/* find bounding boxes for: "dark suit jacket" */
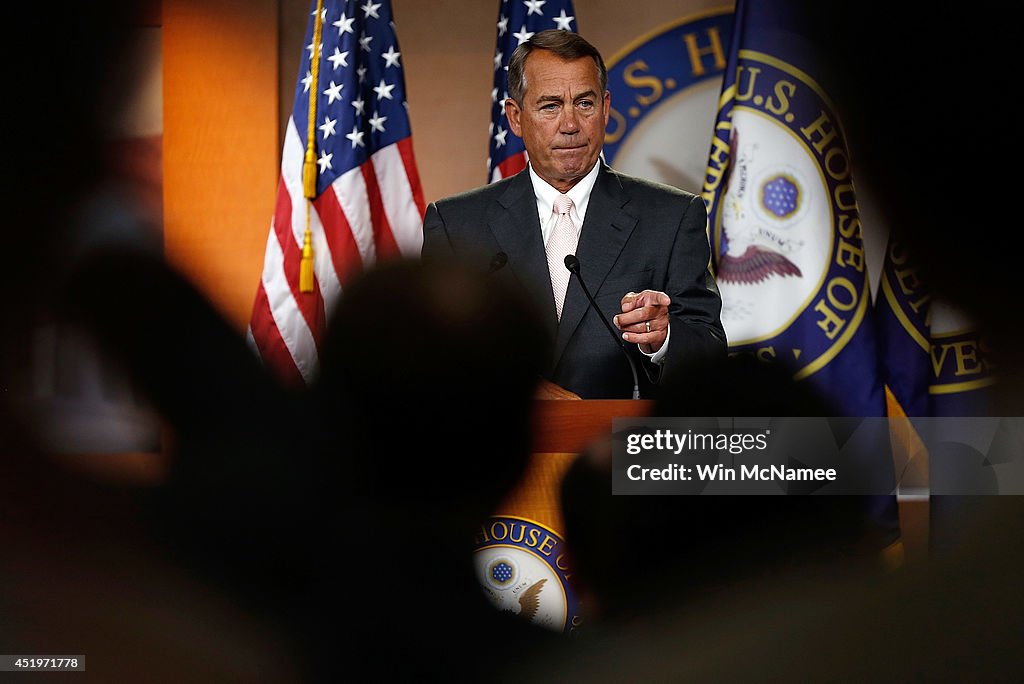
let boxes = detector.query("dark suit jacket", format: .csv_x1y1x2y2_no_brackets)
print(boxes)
422,164,726,398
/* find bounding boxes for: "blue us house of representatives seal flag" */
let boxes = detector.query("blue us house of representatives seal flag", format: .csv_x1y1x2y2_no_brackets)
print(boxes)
701,0,883,417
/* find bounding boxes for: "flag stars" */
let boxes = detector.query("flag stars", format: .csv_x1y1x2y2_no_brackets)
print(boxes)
494,50,503,69
323,80,344,104
512,26,534,46
362,1,382,19
301,70,313,93
524,0,546,16
491,87,499,103
373,78,396,101
319,115,337,139
317,149,333,173
333,11,355,35
552,9,574,30
327,47,349,69
346,125,366,148
357,65,368,83
359,32,373,52
307,40,323,58
368,111,388,133
494,126,508,147
497,15,508,36
351,96,366,115
381,45,401,68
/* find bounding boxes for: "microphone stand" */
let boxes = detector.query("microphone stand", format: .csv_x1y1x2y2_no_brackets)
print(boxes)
564,255,641,400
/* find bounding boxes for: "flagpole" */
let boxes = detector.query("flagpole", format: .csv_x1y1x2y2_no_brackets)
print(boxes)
300,0,326,294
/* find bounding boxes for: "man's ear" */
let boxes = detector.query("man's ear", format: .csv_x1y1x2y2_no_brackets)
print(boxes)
505,98,523,137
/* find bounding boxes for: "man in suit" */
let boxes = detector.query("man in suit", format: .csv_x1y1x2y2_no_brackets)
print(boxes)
423,30,725,398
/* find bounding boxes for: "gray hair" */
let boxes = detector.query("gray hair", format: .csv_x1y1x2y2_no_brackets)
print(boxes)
506,30,608,105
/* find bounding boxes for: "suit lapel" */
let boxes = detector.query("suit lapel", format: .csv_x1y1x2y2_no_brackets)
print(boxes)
488,171,559,344
553,164,639,365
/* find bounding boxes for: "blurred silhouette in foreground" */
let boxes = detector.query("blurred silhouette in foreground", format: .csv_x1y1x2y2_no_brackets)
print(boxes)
507,499,1024,681
1,2,556,674
831,5,1020,401
829,5,1024,677
1,1,303,680
47,253,555,682
560,355,896,626
310,258,555,681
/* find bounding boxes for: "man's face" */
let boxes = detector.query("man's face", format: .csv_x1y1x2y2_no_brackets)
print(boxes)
505,50,610,193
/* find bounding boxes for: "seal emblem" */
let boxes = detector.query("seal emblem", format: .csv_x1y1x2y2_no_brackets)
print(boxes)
703,50,874,381
472,516,580,633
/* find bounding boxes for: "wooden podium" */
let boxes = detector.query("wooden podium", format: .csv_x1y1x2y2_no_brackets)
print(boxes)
494,399,653,537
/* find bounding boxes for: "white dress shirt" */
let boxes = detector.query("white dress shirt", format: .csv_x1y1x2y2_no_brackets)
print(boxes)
526,162,670,364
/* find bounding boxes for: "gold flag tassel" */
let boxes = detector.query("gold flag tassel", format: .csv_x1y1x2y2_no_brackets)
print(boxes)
299,219,315,293
300,0,326,293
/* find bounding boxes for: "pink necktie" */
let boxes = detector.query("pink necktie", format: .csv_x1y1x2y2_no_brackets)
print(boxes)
546,193,579,321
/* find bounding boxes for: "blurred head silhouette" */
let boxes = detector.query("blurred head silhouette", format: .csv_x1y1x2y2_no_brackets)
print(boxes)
2,0,142,372
818,5,1021,407
309,257,554,681
317,257,549,527
562,355,890,622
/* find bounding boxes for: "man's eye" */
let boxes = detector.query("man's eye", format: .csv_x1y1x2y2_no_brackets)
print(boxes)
541,104,558,111
577,100,594,109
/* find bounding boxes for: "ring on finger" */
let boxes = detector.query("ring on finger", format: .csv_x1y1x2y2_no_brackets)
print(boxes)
645,320,651,333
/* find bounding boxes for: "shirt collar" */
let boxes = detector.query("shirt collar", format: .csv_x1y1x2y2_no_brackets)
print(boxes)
528,160,602,222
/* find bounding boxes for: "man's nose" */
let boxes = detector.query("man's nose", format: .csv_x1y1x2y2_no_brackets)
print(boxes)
560,106,580,134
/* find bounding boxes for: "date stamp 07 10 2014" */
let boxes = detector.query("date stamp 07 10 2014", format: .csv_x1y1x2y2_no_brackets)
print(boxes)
0,656,85,672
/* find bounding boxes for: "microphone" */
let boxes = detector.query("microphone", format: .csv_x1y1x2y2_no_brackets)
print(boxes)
564,255,641,400
486,251,508,275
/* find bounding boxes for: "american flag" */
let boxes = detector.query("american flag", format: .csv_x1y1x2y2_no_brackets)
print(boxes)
249,0,425,385
487,0,577,183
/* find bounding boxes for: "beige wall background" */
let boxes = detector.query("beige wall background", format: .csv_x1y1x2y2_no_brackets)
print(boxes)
164,0,280,329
